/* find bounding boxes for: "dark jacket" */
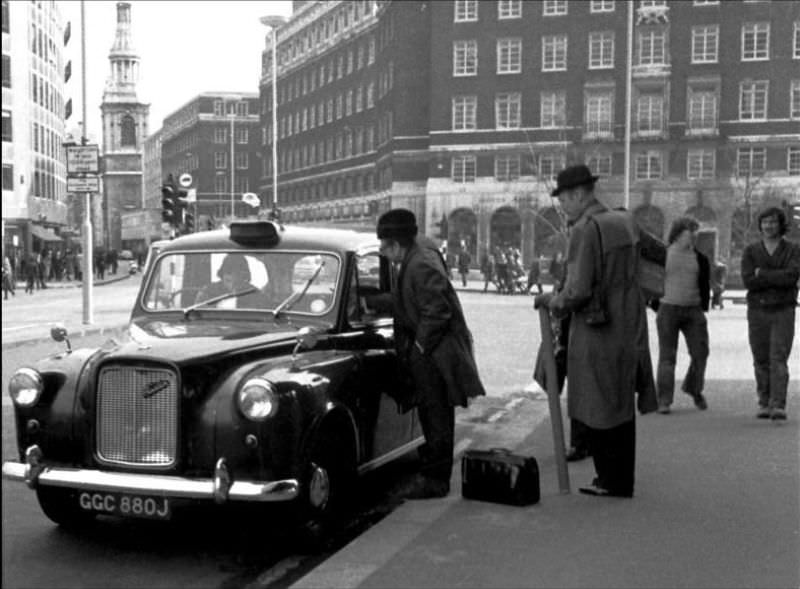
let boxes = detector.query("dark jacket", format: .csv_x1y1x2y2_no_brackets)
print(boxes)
391,236,486,411
741,239,800,309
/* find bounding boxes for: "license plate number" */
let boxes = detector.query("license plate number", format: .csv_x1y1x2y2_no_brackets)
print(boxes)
78,492,171,520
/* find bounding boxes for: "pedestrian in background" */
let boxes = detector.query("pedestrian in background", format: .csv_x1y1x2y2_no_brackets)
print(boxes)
370,209,486,499
710,261,727,310
2,255,15,299
549,251,565,291
741,207,800,421
493,245,509,294
480,250,494,293
527,255,543,294
654,216,711,415
535,164,657,498
457,244,471,287
25,252,38,294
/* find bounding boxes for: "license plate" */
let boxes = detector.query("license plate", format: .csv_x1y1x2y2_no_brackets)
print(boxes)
78,491,171,520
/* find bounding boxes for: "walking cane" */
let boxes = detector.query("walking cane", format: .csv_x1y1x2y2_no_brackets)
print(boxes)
537,306,571,494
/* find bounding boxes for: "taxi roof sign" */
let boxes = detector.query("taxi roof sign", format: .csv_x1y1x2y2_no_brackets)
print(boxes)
230,221,281,247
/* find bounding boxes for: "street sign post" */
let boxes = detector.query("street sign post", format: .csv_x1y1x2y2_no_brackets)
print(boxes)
66,176,99,193
66,145,99,174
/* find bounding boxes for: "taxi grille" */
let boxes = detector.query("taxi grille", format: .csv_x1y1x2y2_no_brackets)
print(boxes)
96,364,178,467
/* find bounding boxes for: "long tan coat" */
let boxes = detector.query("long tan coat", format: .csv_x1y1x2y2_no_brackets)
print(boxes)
551,202,657,429
391,237,486,410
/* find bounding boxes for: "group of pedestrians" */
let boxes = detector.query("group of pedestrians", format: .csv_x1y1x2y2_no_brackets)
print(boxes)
370,163,798,503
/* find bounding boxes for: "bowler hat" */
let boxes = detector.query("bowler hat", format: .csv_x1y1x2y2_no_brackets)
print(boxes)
377,209,418,239
551,164,599,197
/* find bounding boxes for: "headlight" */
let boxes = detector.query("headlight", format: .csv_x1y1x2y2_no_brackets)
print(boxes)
9,368,44,407
237,377,278,421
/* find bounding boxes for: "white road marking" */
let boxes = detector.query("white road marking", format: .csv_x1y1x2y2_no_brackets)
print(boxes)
505,397,525,411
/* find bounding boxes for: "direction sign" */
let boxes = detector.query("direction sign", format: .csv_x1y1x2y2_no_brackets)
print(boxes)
66,145,99,174
179,173,193,187
67,175,99,193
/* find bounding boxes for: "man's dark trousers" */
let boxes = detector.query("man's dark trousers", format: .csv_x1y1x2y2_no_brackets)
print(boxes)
584,417,635,496
415,363,455,483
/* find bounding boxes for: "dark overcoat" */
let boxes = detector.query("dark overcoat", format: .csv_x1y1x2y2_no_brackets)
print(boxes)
551,201,657,429
391,236,486,411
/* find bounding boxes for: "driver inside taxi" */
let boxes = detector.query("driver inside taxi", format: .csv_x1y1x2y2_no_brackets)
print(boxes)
194,254,266,309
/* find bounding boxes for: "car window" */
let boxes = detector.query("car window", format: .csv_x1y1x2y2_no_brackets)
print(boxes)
347,252,392,324
142,251,340,314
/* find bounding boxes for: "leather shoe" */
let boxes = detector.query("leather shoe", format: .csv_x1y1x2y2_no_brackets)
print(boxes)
565,447,589,462
579,479,633,498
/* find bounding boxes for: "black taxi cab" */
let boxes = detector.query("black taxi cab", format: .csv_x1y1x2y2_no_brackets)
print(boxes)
2,220,422,537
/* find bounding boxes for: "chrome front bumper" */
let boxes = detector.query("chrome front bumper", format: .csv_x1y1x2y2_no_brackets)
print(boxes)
2,445,298,503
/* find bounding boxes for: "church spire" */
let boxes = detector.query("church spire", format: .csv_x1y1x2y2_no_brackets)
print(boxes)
103,2,140,103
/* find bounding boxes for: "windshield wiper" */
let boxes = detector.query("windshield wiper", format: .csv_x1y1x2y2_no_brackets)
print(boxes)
273,261,326,320
182,286,258,318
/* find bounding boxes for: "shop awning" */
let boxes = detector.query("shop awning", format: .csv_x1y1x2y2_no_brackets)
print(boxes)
30,225,64,242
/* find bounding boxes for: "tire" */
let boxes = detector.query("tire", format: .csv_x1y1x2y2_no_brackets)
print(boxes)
295,429,357,552
36,487,96,528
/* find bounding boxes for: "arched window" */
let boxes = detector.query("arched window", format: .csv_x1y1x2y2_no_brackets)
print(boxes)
121,114,136,147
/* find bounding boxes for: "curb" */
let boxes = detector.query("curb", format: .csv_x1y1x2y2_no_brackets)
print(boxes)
12,273,134,290
1,323,130,351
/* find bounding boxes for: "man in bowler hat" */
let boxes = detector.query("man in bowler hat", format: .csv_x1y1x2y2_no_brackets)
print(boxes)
372,209,486,499
535,164,657,497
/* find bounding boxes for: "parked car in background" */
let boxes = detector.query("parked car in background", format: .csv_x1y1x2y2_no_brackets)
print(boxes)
2,220,423,546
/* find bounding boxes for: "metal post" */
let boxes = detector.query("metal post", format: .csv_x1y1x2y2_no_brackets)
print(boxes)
271,28,279,213
623,0,634,210
80,0,93,325
230,112,235,220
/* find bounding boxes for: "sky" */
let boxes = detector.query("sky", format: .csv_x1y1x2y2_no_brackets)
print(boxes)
58,0,293,142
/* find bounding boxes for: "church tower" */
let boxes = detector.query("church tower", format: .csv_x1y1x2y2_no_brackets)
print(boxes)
100,2,149,250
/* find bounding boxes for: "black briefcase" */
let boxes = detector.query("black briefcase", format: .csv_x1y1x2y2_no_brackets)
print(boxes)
461,448,540,506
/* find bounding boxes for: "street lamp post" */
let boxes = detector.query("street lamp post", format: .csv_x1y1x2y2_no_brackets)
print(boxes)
229,110,235,220
261,15,287,217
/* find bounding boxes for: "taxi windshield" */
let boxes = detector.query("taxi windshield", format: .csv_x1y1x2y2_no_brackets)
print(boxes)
142,250,340,316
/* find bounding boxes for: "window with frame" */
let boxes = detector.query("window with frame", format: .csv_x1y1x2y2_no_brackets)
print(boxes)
214,152,227,169
235,176,249,193
214,175,227,194
213,100,224,116
586,153,612,176
542,35,568,71
795,22,800,59
327,99,334,123
1,55,9,88
453,40,478,76
791,80,800,119
495,155,521,181
737,147,766,176
742,23,769,61
590,1,615,12
541,91,566,128
454,0,478,22
367,82,375,108
346,90,353,116
538,154,565,180
368,37,376,64
356,86,364,112
688,90,717,132
336,94,343,119
739,80,768,120
585,92,613,135
236,127,248,144
497,38,522,74
236,102,249,116
638,30,666,65
589,31,614,69
2,164,13,190
452,95,478,130
495,93,521,129
788,147,800,175
452,155,477,182
691,25,718,63
687,149,715,179
635,151,662,180
636,94,664,134
235,152,248,170
214,127,228,144
498,0,522,19
1,110,11,142
543,1,567,16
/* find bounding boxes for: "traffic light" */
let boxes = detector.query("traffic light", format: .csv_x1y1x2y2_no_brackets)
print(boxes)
161,176,178,226
434,214,448,240
184,212,195,233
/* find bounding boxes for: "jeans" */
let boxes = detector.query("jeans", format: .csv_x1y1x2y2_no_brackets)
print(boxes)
747,306,796,410
656,303,709,405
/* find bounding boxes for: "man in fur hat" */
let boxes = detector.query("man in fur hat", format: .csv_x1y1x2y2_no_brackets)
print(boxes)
374,209,486,499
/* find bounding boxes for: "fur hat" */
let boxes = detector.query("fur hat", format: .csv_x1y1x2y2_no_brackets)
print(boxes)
377,209,418,239
551,164,599,196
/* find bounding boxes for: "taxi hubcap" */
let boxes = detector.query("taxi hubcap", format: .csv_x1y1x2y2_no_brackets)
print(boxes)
308,464,330,510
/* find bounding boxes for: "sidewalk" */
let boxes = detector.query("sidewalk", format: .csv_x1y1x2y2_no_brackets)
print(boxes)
293,383,799,589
